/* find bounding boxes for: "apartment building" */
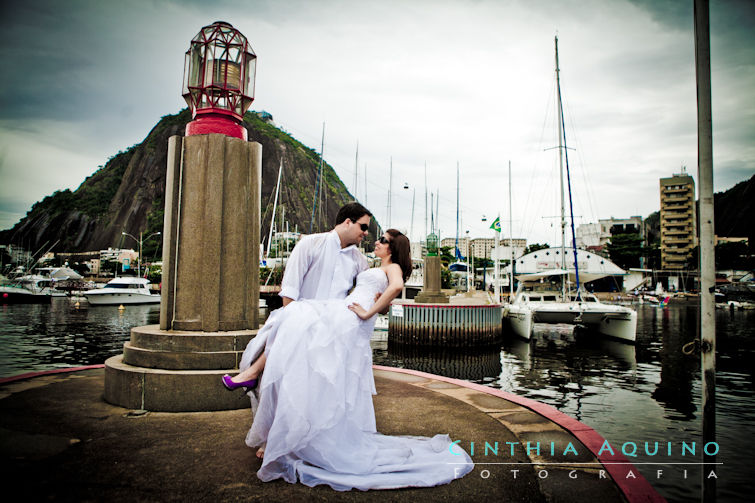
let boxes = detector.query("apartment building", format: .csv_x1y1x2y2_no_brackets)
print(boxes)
660,171,696,270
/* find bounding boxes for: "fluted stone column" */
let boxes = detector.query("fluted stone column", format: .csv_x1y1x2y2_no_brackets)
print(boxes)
105,134,262,412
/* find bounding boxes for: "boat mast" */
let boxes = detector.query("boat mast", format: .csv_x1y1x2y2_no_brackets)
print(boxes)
555,37,567,300
455,162,460,261
266,159,283,259
555,35,582,300
424,162,428,239
509,160,514,300
309,122,326,233
387,157,393,228
353,140,359,201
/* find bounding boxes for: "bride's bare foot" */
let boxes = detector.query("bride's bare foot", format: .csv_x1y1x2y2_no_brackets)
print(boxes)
256,447,265,459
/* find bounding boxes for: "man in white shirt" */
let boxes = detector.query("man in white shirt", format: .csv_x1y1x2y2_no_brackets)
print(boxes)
279,202,372,306
237,202,372,375
231,203,375,457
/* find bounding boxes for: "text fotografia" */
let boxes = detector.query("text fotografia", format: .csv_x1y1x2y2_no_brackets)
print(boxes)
449,440,720,458
452,467,719,481
450,441,720,481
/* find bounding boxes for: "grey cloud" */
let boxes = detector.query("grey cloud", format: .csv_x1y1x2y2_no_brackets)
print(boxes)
714,159,755,192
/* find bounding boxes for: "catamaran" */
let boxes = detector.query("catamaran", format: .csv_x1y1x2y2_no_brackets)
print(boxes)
503,37,637,343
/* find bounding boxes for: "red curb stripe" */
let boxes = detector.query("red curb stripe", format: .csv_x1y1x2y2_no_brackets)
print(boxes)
392,303,503,309
0,365,105,385
373,364,665,503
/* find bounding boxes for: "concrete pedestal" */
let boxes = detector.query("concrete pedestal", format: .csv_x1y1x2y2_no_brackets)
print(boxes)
105,134,262,411
414,255,449,304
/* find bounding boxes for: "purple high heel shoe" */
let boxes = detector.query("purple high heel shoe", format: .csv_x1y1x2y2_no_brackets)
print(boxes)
221,374,258,391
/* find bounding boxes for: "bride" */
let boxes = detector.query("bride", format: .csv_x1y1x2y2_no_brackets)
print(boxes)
225,229,473,490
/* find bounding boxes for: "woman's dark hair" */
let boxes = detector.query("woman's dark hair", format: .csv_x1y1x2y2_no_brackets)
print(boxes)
385,229,412,282
335,202,372,225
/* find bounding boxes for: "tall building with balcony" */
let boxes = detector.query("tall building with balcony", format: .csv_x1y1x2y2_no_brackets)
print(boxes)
660,171,696,270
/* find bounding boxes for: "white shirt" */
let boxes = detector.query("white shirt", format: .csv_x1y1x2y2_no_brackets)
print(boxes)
279,231,368,302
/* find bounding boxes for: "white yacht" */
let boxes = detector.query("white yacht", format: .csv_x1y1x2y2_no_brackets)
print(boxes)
83,277,161,305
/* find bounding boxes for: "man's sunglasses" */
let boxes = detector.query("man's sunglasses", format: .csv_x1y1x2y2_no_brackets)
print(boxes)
351,220,369,231
378,236,391,244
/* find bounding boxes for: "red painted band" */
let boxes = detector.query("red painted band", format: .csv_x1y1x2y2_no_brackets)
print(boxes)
393,303,503,309
185,115,247,140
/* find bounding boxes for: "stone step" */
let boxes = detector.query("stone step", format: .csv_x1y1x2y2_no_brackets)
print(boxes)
122,342,242,370
129,325,255,352
104,354,252,412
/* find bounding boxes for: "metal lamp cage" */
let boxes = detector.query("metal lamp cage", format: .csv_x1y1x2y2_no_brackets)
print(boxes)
182,21,257,120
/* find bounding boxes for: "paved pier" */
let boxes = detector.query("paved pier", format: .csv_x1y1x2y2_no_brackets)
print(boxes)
0,366,663,502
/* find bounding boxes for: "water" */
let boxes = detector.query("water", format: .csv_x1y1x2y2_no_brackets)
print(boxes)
373,303,755,503
0,299,160,376
1,299,753,501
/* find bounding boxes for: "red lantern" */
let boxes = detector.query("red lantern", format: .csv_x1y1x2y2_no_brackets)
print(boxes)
182,21,257,140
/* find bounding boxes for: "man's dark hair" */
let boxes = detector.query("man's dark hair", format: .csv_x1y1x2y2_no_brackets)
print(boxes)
335,202,372,225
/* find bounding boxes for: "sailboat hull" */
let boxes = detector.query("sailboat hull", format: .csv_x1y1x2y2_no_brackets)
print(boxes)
503,305,533,340
532,304,637,343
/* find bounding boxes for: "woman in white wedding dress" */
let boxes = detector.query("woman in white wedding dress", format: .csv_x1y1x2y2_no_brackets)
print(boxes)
226,229,473,491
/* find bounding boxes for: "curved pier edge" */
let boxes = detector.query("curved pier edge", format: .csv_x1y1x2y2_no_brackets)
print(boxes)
373,364,665,503
0,365,106,385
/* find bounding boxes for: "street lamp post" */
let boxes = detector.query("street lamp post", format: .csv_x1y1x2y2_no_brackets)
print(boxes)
122,231,161,277
465,230,471,292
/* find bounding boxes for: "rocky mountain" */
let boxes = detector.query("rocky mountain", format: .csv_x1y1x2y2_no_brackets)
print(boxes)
0,109,377,257
713,174,755,242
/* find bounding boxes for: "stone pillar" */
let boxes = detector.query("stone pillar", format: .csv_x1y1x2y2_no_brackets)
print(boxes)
160,134,261,331
414,255,449,304
104,133,262,412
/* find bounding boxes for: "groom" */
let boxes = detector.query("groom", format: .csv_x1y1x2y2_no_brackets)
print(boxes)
279,202,372,307
236,202,375,458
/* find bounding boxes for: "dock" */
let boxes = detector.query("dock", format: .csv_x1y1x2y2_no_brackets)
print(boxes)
0,366,663,502
390,291,503,348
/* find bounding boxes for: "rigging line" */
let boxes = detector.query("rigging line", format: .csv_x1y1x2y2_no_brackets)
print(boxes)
563,98,600,226
518,75,558,243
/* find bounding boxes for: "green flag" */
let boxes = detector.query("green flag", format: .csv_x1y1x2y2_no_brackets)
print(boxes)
490,216,501,232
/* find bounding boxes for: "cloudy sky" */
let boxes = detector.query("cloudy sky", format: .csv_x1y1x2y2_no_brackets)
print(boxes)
1,0,753,245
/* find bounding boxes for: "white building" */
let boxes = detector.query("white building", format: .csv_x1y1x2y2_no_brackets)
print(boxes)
503,247,627,284
100,248,139,270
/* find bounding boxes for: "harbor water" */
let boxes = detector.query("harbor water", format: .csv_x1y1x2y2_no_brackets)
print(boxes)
1,299,753,502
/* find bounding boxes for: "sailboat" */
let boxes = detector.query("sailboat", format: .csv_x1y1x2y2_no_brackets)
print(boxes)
504,37,637,343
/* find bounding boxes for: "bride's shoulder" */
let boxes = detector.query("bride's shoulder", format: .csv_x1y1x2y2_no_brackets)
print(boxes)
382,263,402,277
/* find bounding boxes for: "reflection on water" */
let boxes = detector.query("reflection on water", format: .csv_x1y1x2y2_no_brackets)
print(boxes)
378,343,502,381
0,298,160,376
1,298,753,501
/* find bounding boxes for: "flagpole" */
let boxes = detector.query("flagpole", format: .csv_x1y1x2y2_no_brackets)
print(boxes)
494,213,501,303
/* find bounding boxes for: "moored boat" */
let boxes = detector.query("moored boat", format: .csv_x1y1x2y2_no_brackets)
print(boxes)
1,284,52,304
83,277,161,305
502,37,637,343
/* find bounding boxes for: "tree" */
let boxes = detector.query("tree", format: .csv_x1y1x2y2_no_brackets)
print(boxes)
715,241,753,270
440,267,454,289
439,246,455,267
524,243,549,255
606,232,644,270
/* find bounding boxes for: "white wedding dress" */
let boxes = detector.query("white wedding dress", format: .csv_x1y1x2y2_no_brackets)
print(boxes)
238,268,473,491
